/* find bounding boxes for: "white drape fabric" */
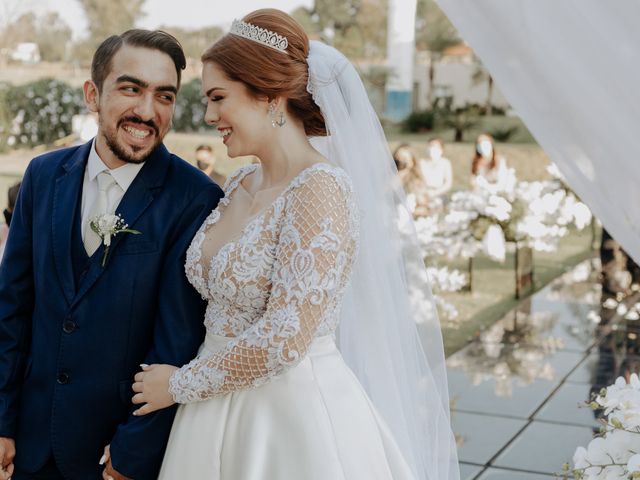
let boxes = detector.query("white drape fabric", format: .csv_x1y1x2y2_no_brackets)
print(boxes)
307,41,460,480
436,0,640,262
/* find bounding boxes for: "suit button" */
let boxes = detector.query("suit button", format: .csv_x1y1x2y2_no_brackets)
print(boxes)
57,372,69,385
63,320,76,333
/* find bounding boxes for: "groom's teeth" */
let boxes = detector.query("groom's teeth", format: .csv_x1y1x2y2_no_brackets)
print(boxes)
219,128,232,138
124,126,150,139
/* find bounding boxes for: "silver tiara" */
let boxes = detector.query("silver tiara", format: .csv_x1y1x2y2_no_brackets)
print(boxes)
229,19,289,54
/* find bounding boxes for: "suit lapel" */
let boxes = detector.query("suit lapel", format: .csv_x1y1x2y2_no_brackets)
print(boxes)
71,144,170,308
52,141,91,306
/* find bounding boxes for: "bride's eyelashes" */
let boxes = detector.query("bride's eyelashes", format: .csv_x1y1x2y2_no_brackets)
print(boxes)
209,95,224,103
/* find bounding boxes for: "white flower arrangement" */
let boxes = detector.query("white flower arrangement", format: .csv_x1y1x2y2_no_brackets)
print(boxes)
564,374,640,479
426,266,467,293
89,213,141,266
425,266,467,324
421,168,592,261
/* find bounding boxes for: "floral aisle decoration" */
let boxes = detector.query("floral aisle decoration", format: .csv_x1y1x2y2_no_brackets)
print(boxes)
563,374,640,479
425,165,592,263
425,266,467,323
396,207,465,324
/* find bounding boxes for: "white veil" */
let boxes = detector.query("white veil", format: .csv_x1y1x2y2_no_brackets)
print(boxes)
306,40,460,480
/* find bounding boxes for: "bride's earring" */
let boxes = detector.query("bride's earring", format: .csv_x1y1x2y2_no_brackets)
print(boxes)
268,103,286,128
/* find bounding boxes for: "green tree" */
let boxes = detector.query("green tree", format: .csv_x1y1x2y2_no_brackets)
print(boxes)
36,12,73,62
434,98,480,142
0,11,72,62
158,25,223,60
0,0,34,49
472,62,494,115
415,0,460,107
0,12,38,49
290,7,316,34
77,0,146,48
293,0,386,60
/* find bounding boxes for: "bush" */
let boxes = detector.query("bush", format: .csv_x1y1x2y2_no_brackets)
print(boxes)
403,109,436,132
0,82,12,153
0,76,218,149
3,78,85,148
434,99,481,142
490,126,519,142
173,78,208,133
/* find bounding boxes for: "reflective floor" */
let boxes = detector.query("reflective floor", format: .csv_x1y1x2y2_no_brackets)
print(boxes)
447,258,640,479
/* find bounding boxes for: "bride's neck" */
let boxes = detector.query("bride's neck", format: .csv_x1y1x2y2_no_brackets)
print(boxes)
254,125,322,188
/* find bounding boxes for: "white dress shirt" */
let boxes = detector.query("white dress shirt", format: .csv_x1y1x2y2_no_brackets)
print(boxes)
80,139,145,231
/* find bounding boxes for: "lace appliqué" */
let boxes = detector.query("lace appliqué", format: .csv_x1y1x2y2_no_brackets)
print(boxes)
172,164,359,403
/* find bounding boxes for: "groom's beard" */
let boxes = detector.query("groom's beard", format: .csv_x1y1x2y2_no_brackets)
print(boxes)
103,116,163,164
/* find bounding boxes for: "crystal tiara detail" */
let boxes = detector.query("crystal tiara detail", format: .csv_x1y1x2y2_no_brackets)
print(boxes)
229,19,289,54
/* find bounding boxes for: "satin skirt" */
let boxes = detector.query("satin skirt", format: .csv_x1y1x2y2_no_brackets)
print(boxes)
159,333,416,480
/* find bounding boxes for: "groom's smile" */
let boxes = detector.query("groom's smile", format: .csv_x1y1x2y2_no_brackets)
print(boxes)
118,116,160,152
84,45,178,168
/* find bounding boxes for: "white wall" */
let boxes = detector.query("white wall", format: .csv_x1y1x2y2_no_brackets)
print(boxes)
413,52,510,111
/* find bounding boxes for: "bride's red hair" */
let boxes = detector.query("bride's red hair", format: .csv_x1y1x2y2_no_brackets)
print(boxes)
202,9,327,137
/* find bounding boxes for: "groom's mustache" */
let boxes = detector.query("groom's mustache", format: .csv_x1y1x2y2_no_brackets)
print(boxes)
118,116,159,136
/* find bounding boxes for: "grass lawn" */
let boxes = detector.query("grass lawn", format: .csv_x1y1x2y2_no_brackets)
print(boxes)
386,114,538,144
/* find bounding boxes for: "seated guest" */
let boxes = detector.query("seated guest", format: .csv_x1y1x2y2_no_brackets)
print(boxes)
419,137,453,199
393,144,429,217
471,133,508,186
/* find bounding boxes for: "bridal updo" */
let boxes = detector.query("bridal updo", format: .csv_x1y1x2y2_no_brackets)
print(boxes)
201,9,327,136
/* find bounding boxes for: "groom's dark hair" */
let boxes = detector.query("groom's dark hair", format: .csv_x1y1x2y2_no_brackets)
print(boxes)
91,29,186,93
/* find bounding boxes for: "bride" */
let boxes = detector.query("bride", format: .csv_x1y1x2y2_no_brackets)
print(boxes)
131,9,459,479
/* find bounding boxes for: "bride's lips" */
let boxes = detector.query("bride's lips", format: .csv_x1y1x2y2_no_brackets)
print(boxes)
218,127,233,145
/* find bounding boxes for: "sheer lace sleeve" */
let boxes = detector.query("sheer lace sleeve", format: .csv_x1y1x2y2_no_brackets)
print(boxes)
169,168,359,403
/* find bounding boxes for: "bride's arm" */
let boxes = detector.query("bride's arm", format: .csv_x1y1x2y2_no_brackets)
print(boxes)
169,171,358,403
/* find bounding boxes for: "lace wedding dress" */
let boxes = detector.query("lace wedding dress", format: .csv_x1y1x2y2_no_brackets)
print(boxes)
158,163,415,479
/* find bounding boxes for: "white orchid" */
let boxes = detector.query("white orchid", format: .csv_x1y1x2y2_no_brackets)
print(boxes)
568,375,640,479
627,454,640,474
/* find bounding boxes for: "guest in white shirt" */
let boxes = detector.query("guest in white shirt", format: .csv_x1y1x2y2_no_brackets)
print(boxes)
419,138,453,200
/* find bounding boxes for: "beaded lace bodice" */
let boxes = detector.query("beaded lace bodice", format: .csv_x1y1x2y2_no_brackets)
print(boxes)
169,163,360,403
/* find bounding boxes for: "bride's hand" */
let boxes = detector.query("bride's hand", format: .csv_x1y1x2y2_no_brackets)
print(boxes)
131,364,178,416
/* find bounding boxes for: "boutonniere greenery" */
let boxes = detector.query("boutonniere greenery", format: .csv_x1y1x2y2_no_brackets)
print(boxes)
90,213,141,267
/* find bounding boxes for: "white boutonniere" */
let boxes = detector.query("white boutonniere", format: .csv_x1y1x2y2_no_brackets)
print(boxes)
90,213,141,267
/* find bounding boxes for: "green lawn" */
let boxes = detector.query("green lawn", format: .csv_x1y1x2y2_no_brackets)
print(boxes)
386,114,538,144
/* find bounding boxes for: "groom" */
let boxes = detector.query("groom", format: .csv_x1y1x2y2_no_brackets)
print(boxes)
0,30,223,479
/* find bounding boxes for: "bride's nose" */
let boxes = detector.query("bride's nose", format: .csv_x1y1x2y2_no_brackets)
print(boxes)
204,104,219,126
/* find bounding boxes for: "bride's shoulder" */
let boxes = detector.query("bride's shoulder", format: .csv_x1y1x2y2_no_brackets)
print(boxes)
290,163,354,197
222,163,258,192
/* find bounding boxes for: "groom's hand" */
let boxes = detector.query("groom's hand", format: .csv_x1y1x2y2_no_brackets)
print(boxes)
0,437,15,480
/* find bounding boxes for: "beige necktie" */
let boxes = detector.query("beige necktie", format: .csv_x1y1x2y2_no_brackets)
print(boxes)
83,171,117,256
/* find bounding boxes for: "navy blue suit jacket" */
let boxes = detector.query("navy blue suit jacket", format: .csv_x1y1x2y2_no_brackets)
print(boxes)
0,140,223,479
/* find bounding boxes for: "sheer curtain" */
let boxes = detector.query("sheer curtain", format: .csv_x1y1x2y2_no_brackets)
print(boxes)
436,0,640,262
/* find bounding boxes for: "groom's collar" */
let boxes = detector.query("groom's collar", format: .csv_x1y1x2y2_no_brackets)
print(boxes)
86,138,145,193
62,138,171,190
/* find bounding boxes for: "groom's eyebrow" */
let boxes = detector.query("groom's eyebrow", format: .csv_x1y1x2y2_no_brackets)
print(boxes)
116,75,178,94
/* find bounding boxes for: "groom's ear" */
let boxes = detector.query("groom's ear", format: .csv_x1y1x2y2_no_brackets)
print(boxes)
83,80,100,113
